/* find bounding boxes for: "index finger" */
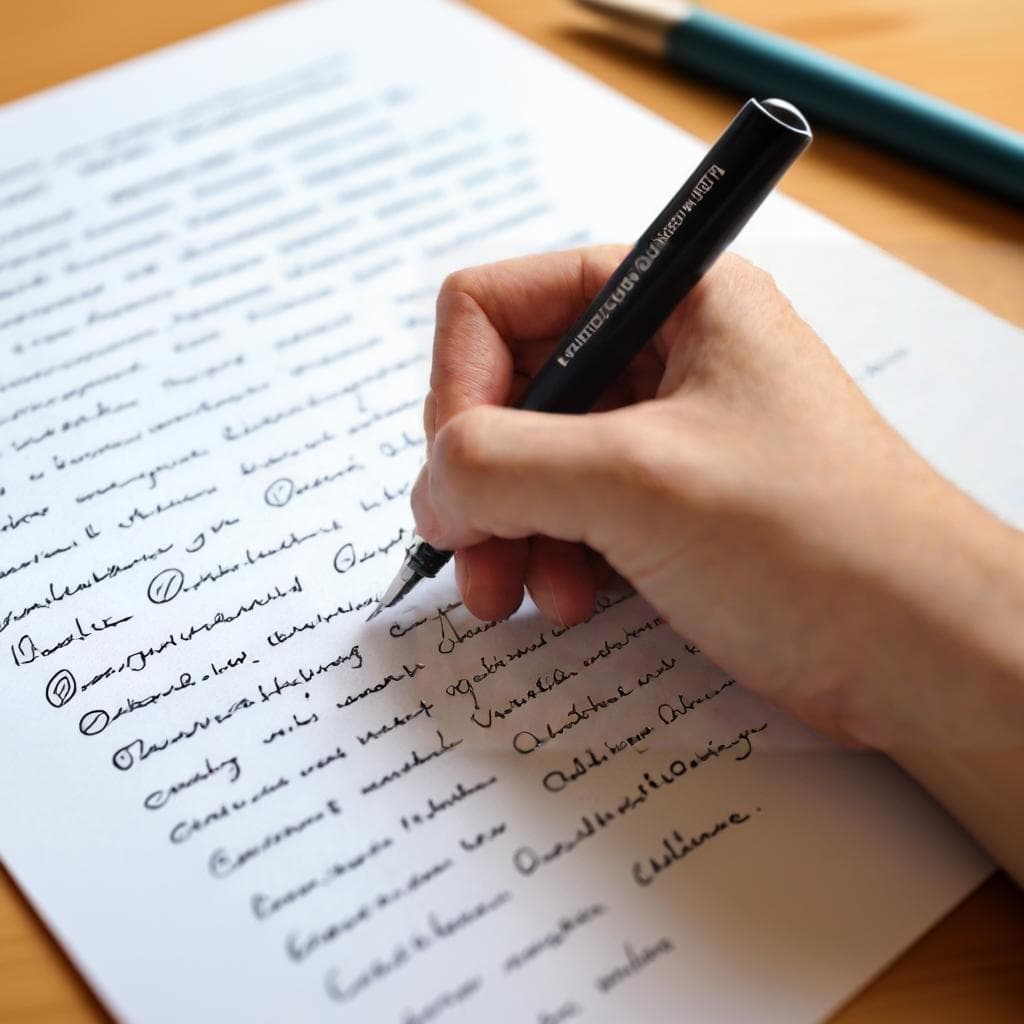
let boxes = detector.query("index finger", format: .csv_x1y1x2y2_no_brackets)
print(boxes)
424,245,627,444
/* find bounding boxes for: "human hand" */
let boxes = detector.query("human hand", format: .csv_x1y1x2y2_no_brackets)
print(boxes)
411,248,1024,753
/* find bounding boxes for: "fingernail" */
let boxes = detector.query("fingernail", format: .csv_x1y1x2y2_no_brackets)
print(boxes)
410,464,442,544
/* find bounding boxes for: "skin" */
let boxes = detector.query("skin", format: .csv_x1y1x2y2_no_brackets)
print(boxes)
410,247,1024,885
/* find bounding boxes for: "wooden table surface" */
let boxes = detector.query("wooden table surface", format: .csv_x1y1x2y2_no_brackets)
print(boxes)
1,1,1022,1021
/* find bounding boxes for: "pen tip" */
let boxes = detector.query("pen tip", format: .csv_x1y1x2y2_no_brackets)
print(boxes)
366,603,383,622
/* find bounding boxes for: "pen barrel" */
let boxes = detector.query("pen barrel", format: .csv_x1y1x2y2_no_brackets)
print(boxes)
518,98,810,415
669,10,1024,205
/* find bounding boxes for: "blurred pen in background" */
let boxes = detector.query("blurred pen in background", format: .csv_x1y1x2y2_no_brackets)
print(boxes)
576,0,1024,205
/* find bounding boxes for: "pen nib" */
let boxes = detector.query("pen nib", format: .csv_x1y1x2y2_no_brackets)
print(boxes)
365,558,424,621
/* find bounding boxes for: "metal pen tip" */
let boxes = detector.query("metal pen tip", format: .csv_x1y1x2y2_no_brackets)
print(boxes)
365,556,425,622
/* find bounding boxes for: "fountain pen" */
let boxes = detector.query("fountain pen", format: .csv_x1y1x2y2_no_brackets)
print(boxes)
368,96,811,621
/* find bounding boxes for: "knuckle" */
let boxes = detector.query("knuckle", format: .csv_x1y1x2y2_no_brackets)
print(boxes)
728,256,788,312
436,267,481,311
434,407,492,484
598,408,704,506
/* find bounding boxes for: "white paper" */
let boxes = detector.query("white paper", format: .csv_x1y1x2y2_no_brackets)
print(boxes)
0,2,1017,1021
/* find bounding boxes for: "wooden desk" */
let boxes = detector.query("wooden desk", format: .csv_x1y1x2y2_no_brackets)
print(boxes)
1,1,1022,1020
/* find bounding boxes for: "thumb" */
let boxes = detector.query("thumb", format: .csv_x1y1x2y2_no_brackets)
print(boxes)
412,405,623,553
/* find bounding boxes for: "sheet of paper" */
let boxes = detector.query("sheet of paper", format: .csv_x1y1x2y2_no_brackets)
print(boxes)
1,2,1019,1021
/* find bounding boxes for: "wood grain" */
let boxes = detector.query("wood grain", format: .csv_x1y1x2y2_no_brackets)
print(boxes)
1,1,1022,1021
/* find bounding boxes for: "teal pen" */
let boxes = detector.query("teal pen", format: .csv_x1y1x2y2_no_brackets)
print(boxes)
578,0,1024,206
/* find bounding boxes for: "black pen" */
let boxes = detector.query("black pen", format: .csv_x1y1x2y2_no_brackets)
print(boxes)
368,97,811,620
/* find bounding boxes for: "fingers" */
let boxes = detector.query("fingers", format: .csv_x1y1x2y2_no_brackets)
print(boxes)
409,440,603,626
412,405,622,555
455,538,528,623
451,537,598,627
653,253,800,397
525,537,597,626
424,246,628,446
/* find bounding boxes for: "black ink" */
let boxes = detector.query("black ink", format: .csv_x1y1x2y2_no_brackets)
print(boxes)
0,284,104,335
75,447,209,502
113,696,258,771
347,396,419,434
190,255,266,287
401,977,483,1024
255,101,371,150
84,201,172,239
502,903,606,972
0,208,73,248
186,187,282,227
288,335,381,377
436,606,503,655
0,328,152,396
425,202,552,259
399,774,496,831
297,744,347,778
335,661,423,711
117,485,219,528
278,220,357,255
194,164,273,199
378,429,425,458
251,836,393,920
358,481,409,512
657,677,735,724
221,355,423,439
240,429,335,475
10,613,132,667
594,938,674,993
581,615,664,667
148,567,185,604
108,150,233,203
466,667,577,726
144,755,241,811
257,642,362,704
162,353,245,387
286,858,454,961
359,730,463,795
87,289,173,324
325,891,511,1004
459,820,507,852
50,431,144,470
172,285,272,323
272,312,352,350
262,710,320,745
200,794,336,868
304,144,408,187
10,398,139,450
64,233,169,273
45,668,77,708
632,810,755,886
333,527,404,572
147,383,270,433
267,594,375,647
0,506,49,534
78,708,110,737
264,478,294,507
357,699,433,746
181,206,319,261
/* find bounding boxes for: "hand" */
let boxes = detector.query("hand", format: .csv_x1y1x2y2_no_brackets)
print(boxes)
411,250,1024,820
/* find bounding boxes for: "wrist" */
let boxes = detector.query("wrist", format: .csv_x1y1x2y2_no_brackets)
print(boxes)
844,484,1024,755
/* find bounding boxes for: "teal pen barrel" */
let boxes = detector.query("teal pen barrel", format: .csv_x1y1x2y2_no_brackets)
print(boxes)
668,9,1024,205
